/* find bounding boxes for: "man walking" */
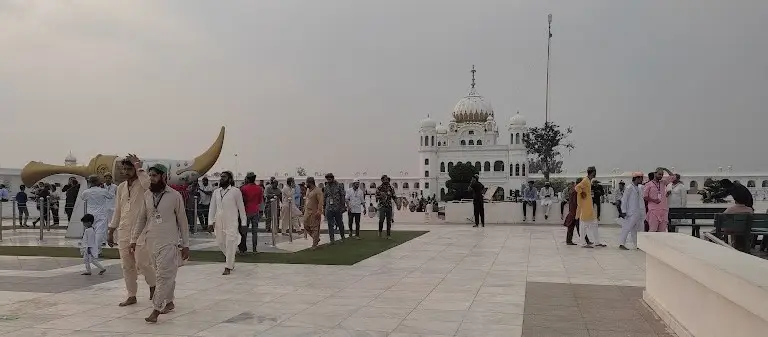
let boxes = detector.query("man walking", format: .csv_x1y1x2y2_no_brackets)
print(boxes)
469,175,485,228
643,167,675,232
239,172,263,254
618,172,646,250
613,181,626,215
539,181,555,220
62,177,80,222
16,185,29,227
103,173,118,224
131,164,190,323
107,155,156,307
303,177,323,248
560,181,574,220
323,173,346,243
376,175,396,239
522,180,537,222
81,175,114,253
209,171,246,275
345,179,365,238
576,166,604,248
197,177,214,231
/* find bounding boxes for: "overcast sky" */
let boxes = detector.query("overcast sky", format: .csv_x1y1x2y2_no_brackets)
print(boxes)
2,0,767,177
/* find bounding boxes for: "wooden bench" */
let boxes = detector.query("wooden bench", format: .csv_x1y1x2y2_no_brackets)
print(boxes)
668,207,727,237
714,213,768,253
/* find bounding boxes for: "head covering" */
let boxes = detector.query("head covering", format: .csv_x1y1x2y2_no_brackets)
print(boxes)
353,178,360,183
246,172,256,178
148,164,168,175
619,180,626,185
325,173,334,179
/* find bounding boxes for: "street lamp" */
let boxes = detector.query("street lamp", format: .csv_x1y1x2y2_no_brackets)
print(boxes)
545,13,553,123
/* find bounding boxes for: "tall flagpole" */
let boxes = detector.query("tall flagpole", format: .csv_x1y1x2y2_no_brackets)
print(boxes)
545,14,553,124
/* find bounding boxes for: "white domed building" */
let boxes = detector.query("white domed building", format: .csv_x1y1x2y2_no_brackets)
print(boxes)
418,66,530,200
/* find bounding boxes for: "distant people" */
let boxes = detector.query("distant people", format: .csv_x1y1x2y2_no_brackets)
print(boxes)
62,177,81,222
643,167,675,232
618,173,646,250
197,177,214,231
107,155,156,308
81,175,115,252
16,185,29,227
130,164,190,323
469,175,485,228
345,179,365,239
302,177,323,248
281,177,302,235
31,183,50,227
80,214,106,276
323,173,346,242
667,174,687,228
643,172,654,232
539,181,555,220
375,175,396,239
710,179,754,210
103,173,117,224
209,171,246,275
522,180,537,222
613,181,625,215
576,166,604,248
49,185,60,227
0,184,8,202
591,180,604,221
185,180,199,233
239,172,263,254
368,202,377,218
561,181,574,220
564,178,590,246
264,178,281,232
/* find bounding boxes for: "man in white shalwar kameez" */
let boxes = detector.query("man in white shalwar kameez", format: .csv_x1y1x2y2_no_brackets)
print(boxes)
208,171,246,275
539,182,555,220
130,164,190,323
103,173,118,224
281,177,302,235
80,175,115,256
618,172,646,250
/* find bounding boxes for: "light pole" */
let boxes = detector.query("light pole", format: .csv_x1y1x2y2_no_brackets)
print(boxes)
545,13,553,123
234,153,239,178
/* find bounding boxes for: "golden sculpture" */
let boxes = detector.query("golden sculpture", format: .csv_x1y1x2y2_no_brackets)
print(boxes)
21,126,225,186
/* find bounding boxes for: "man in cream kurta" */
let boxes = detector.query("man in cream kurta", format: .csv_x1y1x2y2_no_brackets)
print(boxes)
208,171,246,275
280,177,302,235
131,164,190,323
107,155,156,307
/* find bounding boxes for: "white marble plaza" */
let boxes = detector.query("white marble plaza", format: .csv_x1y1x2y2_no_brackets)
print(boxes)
0,224,657,337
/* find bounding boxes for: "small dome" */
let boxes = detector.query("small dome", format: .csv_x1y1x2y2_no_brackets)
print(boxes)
436,123,448,134
419,116,437,129
510,111,527,126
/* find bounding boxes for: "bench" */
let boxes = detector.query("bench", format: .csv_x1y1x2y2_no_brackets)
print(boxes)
668,207,727,237
714,213,768,253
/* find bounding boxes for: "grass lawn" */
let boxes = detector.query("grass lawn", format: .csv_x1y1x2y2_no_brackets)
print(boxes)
0,230,427,265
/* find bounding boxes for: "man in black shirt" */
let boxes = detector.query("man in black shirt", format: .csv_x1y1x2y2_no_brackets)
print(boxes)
469,175,485,228
61,177,81,222
710,179,753,209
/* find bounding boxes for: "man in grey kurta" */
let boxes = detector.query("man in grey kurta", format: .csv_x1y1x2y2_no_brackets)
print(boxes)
130,164,190,323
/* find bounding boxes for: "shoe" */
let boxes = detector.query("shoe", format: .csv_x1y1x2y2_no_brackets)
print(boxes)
472,225,478,228
566,242,577,246
619,245,629,250
582,244,594,249
595,244,607,247
222,268,231,275
98,269,106,275
545,215,548,220
81,272,92,275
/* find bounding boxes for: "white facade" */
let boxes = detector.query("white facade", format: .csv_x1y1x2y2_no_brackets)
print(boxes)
416,66,531,200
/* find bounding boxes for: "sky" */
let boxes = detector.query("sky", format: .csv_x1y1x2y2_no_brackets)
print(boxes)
2,0,767,177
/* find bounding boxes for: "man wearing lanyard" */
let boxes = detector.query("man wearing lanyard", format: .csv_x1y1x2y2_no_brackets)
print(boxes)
345,179,366,238
130,164,190,323
208,171,246,275
643,167,675,232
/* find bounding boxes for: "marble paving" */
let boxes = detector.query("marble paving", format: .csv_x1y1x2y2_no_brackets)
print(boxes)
0,224,676,336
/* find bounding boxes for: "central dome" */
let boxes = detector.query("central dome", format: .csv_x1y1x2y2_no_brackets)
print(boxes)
452,66,493,123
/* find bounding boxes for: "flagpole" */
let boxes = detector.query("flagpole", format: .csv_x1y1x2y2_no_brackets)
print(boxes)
545,14,553,124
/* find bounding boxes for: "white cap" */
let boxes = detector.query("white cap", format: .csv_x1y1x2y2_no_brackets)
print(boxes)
353,178,360,183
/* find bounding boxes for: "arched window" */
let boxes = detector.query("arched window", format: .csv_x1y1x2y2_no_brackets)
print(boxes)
746,180,755,187
477,140,482,146
484,161,491,172
440,188,446,200
447,162,454,172
437,141,441,146
735,180,741,185
424,171,429,177
425,182,430,188
424,158,429,165
440,162,445,172
466,161,472,167
509,164,514,176
415,182,420,189
515,163,520,176
474,161,481,171
522,163,526,176
460,140,466,146
510,134,514,144
493,161,504,172
393,182,398,189
689,181,698,189
468,140,475,145
430,136,434,146
369,183,376,189
515,133,520,144
420,137,423,146
403,182,409,189
763,180,768,188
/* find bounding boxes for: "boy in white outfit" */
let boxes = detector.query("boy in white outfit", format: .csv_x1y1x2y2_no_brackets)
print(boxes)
81,214,106,275
618,172,646,250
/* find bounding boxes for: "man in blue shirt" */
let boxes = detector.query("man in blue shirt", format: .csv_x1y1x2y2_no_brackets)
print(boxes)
522,180,538,222
15,185,29,226
0,184,8,202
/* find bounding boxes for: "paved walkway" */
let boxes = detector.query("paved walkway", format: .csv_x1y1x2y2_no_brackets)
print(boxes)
0,224,674,336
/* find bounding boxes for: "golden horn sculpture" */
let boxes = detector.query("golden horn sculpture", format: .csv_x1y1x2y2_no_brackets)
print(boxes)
21,126,226,186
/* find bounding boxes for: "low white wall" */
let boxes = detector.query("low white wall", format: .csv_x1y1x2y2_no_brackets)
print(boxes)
639,233,768,337
445,201,619,225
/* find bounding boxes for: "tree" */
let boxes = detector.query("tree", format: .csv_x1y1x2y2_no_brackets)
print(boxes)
296,167,307,177
522,122,574,181
528,159,563,175
444,162,479,201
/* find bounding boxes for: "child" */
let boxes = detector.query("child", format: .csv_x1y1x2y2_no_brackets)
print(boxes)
368,203,377,218
81,214,106,275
